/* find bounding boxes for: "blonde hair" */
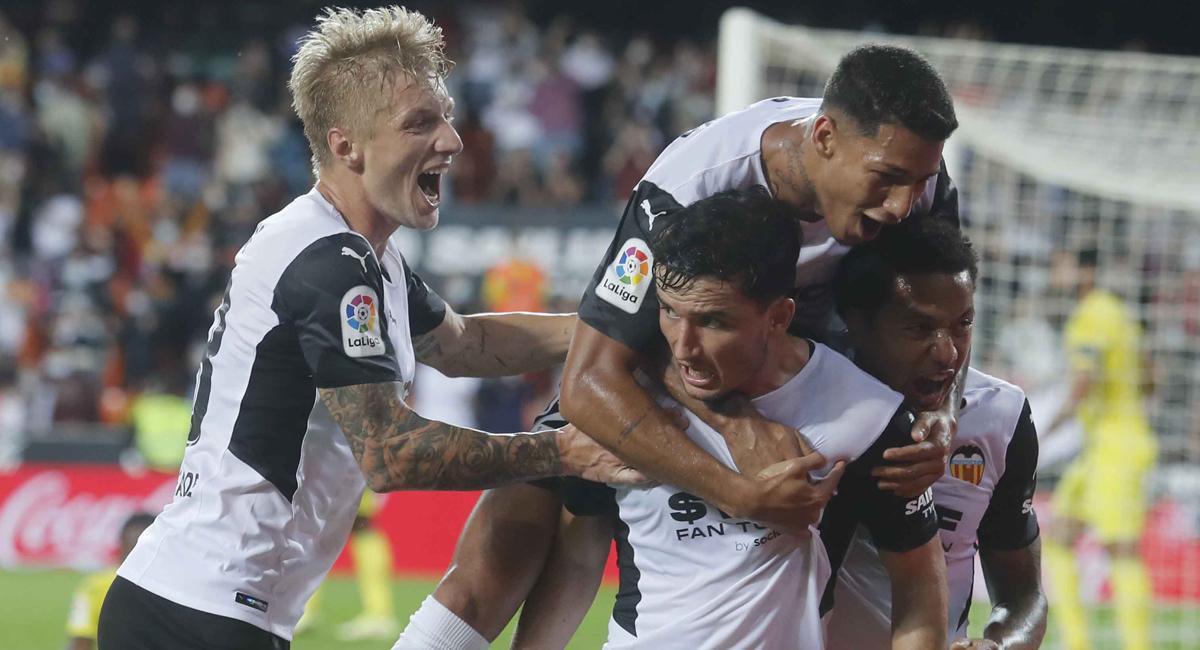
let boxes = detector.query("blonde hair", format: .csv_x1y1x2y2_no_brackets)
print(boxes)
288,6,452,173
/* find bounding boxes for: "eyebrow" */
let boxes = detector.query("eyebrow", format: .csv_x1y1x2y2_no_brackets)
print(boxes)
878,163,939,181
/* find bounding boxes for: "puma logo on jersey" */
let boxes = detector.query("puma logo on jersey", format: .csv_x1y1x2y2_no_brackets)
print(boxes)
641,199,667,229
341,246,369,274
904,488,935,516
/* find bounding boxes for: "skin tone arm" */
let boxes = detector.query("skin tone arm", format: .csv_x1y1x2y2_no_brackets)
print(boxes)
511,511,614,649
413,305,576,378
320,382,642,492
881,537,949,650
958,539,1049,649
67,639,91,650
560,322,835,533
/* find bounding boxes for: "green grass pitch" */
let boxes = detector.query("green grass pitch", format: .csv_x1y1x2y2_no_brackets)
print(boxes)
2,569,1195,648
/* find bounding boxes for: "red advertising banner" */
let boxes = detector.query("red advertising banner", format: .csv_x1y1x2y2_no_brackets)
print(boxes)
1,464,1193,601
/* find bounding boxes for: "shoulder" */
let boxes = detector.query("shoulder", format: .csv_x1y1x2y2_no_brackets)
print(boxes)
235,189,356,281
812,344,903,410
642,97,820,202
961,367,1028,444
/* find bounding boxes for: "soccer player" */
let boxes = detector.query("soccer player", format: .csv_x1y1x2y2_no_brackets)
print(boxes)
96,8,637,650
506,189,947,649
65,513,153,650
397,43,965,648
825,217,1046,649
1041,250,1157,650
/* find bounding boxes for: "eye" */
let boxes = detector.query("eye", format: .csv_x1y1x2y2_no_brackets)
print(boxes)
661,304,678,318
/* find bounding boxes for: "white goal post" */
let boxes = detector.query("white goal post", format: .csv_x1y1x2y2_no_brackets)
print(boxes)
718,8,1200,647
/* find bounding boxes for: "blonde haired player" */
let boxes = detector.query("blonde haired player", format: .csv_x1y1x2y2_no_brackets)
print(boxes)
1042,250,1157,650
97,7,636,649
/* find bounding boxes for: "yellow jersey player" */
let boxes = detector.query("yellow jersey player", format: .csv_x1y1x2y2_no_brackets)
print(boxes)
1042,249,1157,650
65,513,153,650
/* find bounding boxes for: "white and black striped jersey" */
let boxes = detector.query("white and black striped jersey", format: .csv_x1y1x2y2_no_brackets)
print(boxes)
579,97,959,351
561,342,939,650
826,368,1040,647
118,187,447,640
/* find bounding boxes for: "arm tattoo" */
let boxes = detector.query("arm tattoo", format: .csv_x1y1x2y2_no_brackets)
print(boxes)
321,382,562,491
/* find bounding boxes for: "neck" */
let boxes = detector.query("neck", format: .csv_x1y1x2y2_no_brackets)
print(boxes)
760,118,821,222
740,334,812,399
316,170,396,257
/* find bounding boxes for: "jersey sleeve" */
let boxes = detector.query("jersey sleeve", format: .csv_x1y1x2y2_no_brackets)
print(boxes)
399,254,447,337
577,181,684,354
839,407,940,552
273,234,403,388
977,399,1041,550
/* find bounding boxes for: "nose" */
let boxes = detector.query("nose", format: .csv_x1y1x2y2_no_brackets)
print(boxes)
672,322,701,362
929,330,959,368
880,184,917,224
437,119,464,156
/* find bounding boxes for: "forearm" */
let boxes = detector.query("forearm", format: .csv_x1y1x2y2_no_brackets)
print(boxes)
885,543,948,650
891,587,947,650
561,363,749,515
982,594,1048,649
417,312,577,378
322,383,561,491
980,544,1048,649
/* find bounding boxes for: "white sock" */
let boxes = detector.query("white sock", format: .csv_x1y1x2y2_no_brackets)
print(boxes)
393,595,490,650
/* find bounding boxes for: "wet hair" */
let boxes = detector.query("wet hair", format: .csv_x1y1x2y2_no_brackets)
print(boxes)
651,187,801,305
822,44,958,141
833,216,977,320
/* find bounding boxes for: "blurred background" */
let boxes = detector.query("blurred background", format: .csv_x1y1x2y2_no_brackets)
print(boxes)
0,0,1196,648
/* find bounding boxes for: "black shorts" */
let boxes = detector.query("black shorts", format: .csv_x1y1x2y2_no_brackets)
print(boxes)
98,576,290,650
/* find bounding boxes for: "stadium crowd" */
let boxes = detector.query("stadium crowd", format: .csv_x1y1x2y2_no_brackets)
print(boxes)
0,0,1197,468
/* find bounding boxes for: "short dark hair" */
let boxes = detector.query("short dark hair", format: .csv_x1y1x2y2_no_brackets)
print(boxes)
833,216,977,320
822,44,958,141
651,187,800,305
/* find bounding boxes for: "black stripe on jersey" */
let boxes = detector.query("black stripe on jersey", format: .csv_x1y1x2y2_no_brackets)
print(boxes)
398,254,447,337
612,514,642,637
226,323,316,502
577,181,683,355
955,565,975,633
187,280,232,446
819,406,938,615
977,399,1040,550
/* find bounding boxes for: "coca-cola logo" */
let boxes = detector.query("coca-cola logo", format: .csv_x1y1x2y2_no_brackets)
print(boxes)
0,470,174,567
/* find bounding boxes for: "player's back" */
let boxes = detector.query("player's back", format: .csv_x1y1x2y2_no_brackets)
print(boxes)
593,342,903,649
1065,289,1149,437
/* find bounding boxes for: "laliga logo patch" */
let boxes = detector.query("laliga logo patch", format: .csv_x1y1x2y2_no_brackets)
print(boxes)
341,286,385,357
949,445,985,486
595,238,653,314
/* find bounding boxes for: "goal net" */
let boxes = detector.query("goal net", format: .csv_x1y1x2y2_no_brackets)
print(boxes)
718,8,1200,647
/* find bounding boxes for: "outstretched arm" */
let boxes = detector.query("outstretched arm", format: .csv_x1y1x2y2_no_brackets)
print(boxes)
413,306,576,378
321,381,640,492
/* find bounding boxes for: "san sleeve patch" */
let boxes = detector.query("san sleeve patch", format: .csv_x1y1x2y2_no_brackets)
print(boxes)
341,285,386,357
593,237,654,314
